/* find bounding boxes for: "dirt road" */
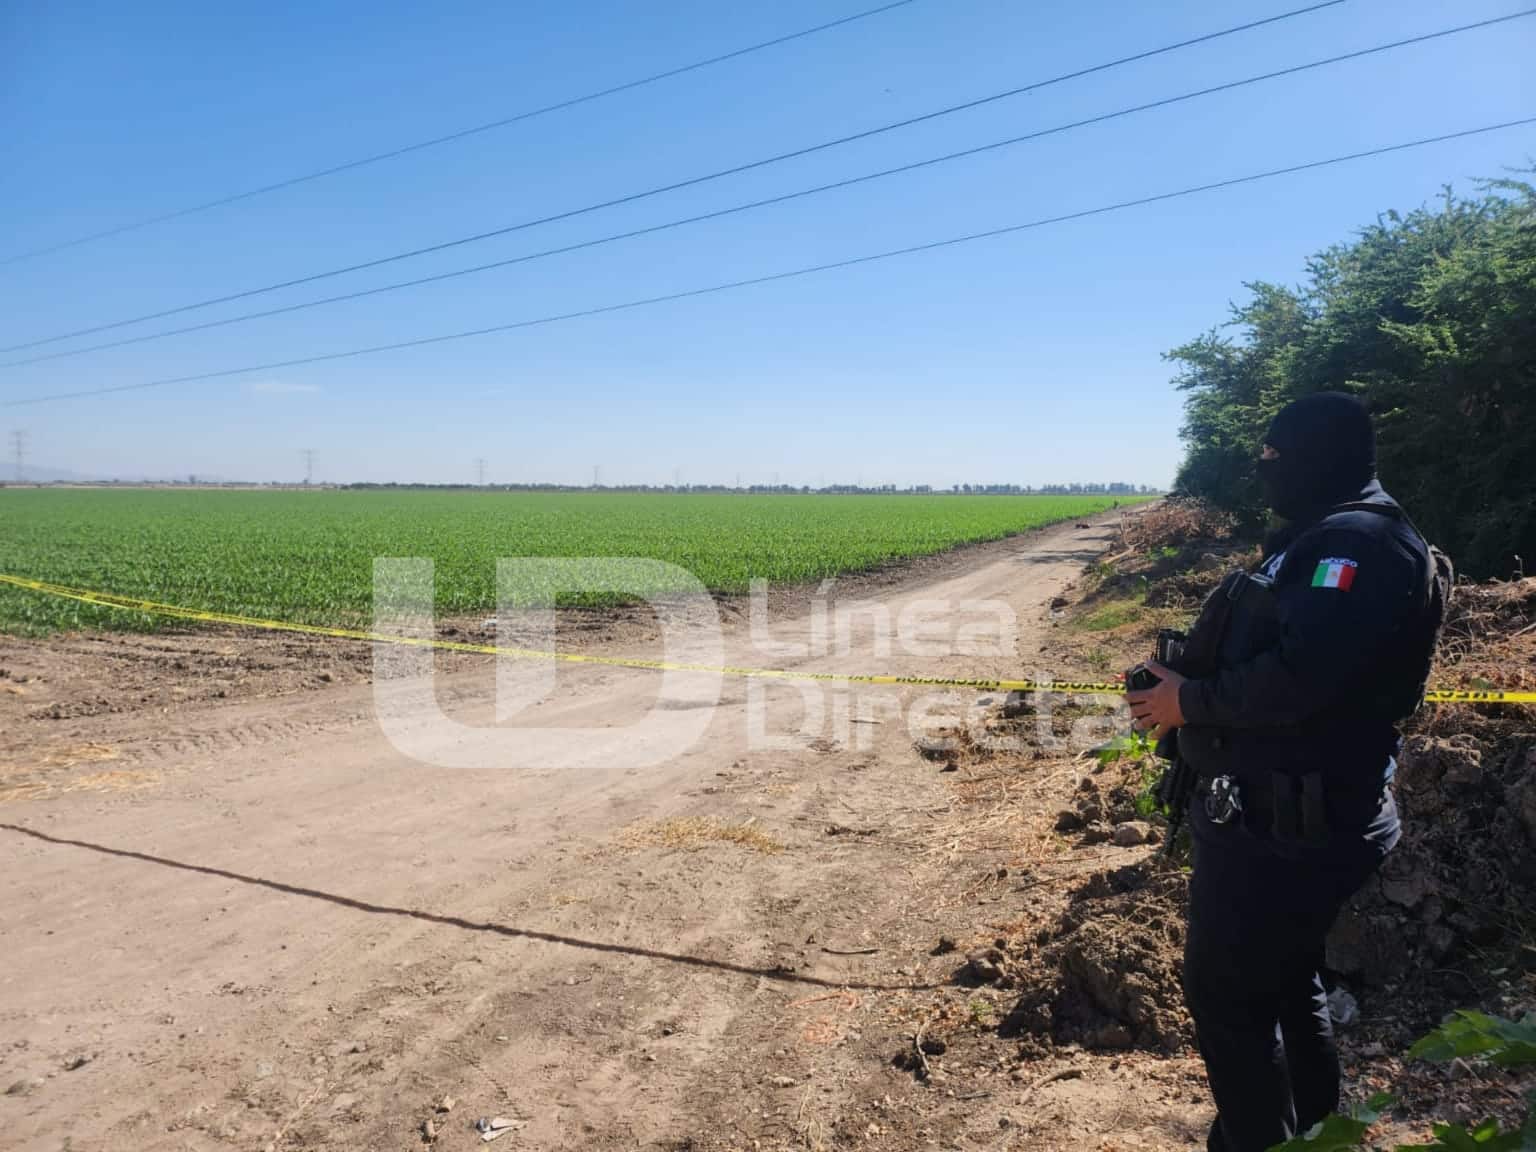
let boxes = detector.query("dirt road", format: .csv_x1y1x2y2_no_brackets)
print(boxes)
1,515,1204,1150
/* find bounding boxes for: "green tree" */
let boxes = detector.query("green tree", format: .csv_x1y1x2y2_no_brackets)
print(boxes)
1170,178,1536,577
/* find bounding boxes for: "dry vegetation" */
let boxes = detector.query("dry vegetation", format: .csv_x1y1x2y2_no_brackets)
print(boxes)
619,815,787,855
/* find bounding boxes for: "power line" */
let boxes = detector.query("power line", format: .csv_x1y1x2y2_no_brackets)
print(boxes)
5,11,1522,371
9,430,27,482
0,0,926,267
8,115,1529,410
0,0,1348,356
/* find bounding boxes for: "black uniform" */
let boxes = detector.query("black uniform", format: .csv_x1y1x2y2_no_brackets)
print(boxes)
1172,395,1437,1151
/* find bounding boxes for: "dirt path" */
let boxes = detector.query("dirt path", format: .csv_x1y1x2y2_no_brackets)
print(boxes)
0,514,1205,1151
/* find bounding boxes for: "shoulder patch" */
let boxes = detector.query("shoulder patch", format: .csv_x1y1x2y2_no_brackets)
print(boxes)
1254,550,1287,585
1311,557,1358,590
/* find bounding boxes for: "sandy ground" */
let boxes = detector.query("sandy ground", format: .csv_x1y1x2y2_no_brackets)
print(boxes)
0,512,1213,1151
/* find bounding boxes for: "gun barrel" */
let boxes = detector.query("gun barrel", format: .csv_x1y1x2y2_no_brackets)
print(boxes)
1159,758,1196,855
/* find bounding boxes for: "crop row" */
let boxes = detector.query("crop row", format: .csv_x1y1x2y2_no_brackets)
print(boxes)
0,490,1140,634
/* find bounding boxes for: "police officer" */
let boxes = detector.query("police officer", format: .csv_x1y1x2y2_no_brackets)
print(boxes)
1126,392,1439,1151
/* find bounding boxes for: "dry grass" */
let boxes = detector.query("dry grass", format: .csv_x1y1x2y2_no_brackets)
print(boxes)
795,1083,830,1152
63,767,158,793
38,742,119,769
1431,578,1536,685
1114,497,1238,552
619,815,785,855
0,743,143,804
1407,577,1535,751
0,767,159,804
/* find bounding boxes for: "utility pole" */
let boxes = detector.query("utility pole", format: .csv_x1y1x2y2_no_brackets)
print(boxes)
475,457,487,486
9,429,27,483
301,448,315,486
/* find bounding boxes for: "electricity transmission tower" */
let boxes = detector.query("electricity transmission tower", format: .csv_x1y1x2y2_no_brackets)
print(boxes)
475,457,487,486
9,430,27,482
301,448,315,486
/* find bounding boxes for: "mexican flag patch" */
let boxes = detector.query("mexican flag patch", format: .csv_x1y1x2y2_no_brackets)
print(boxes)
1311,557,1358,590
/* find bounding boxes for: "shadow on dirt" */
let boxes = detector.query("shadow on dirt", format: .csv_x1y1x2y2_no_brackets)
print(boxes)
0,821,940,994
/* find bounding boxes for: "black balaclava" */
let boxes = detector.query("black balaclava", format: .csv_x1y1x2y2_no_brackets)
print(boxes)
1256,391,1377,522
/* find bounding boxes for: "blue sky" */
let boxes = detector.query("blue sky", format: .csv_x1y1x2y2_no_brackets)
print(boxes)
1,0,1531,487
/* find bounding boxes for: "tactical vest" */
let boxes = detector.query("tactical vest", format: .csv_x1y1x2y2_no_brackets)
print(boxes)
1172,502,1446,723
1167,501,1442,844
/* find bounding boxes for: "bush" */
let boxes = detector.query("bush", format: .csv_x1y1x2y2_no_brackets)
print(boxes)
1170,180,1536,579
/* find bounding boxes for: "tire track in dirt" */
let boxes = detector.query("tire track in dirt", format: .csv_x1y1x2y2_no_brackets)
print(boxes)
0,516,1126,1151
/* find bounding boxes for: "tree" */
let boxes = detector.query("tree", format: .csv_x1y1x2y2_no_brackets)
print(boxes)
1169,178,1536,577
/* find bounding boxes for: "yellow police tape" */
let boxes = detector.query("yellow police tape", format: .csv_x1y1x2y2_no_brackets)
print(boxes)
1,572,1532,705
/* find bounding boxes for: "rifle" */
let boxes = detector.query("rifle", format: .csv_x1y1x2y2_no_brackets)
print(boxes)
1153,753,1198,856
1126,571,1252,854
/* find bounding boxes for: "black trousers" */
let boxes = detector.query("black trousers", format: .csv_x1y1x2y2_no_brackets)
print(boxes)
1184,828,1385,1151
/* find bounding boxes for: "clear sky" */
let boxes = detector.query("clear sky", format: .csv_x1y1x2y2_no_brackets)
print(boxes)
1,0,1531,487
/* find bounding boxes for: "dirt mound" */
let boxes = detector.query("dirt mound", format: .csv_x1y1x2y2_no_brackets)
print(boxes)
1116,498,1236,553
1325,578,1536,995
1053,767,1159,847
995,863,1192,1055
1141,567,1227,608
1328,732,1536,990
1073,498,1253,622
1439,577,1536,662
1429,579,1536,713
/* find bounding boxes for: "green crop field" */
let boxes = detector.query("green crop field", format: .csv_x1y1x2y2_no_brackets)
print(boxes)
0,489,1146,634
